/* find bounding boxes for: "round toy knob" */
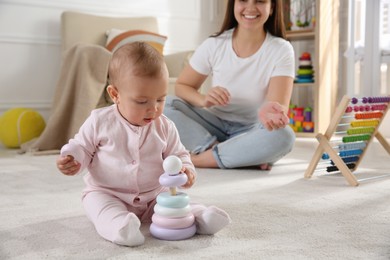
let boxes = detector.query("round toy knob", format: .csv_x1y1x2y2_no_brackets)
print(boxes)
163,155,182,175
162,155,185,195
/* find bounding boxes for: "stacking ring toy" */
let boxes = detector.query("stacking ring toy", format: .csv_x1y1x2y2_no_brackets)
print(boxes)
150,155,196,241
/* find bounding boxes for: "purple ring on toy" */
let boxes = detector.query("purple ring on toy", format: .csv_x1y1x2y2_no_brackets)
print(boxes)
150,223,196,241
159,172,187,187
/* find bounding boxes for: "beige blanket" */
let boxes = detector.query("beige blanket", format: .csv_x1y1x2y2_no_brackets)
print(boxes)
21,44,112,154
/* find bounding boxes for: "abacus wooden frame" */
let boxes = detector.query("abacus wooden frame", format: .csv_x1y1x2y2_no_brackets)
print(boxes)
304,95,390,186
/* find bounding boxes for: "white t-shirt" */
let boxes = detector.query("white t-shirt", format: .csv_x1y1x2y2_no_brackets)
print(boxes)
190,29,295,124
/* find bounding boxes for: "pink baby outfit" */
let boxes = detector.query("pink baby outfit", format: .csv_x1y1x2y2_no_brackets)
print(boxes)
62,105,194,206
61,105,231,246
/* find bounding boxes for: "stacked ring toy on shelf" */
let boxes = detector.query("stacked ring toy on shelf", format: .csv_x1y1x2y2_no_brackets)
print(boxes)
150,155,196,240
294,52,314,83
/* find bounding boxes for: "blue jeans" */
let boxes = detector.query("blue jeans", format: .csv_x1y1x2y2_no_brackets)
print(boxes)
164,96,295,169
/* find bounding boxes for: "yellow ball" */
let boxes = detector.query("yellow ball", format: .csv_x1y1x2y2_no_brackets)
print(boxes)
0,108,46,148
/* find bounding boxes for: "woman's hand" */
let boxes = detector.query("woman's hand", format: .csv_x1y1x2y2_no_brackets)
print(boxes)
56,155,81,176
258,101,289,131
203,87,231,107
181,167,195,188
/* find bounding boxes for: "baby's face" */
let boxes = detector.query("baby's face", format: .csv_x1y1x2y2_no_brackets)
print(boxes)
116,74,168,126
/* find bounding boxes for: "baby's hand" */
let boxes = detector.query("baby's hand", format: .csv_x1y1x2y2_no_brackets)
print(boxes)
181,167,195,189
258,102,289,131
56,155,81,176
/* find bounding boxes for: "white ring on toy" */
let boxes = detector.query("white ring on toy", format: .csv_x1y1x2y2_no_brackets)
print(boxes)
152,213,195,229
154,204,191,218
156,192,190,208
159,173,187,187
150,223,196,241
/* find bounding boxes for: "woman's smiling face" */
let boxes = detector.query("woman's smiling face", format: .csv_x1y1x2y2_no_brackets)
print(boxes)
234,0,273,31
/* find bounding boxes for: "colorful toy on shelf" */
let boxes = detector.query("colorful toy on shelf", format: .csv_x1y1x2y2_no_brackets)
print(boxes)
304,95,390,186
289,104,314,133
295,52,314,83
150,156,196,241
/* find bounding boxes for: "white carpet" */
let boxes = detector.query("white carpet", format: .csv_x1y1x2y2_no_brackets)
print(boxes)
1,138,390,260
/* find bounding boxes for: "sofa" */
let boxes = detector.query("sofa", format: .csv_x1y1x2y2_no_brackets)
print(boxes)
61,11,194,95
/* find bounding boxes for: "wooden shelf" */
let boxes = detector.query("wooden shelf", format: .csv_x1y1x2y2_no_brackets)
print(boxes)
293,82,315,88
287,0,340,137
295,132,317,138
286,29,315,41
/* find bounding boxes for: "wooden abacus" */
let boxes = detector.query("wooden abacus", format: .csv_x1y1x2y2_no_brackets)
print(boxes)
304,95,390,186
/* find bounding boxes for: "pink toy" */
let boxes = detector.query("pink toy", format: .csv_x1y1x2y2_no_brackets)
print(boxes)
150,156,196,240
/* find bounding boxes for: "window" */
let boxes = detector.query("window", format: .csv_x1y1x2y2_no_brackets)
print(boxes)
344,0,390,97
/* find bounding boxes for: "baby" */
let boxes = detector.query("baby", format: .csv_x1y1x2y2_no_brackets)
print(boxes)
56,42,231,246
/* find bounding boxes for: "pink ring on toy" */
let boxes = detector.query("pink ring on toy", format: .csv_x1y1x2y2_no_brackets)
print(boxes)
150,223,196,241
152,213,195,229
159,173,187,187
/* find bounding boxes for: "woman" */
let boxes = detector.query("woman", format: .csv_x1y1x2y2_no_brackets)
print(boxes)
164,0,295,170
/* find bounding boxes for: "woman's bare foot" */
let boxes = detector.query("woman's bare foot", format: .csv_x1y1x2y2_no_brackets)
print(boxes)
259,163,272,171
190,149,219,168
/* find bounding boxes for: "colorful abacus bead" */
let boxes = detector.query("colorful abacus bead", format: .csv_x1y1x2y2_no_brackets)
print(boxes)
351,96,390,105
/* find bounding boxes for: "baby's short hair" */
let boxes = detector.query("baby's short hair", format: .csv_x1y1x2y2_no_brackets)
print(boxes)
108,42,166,87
